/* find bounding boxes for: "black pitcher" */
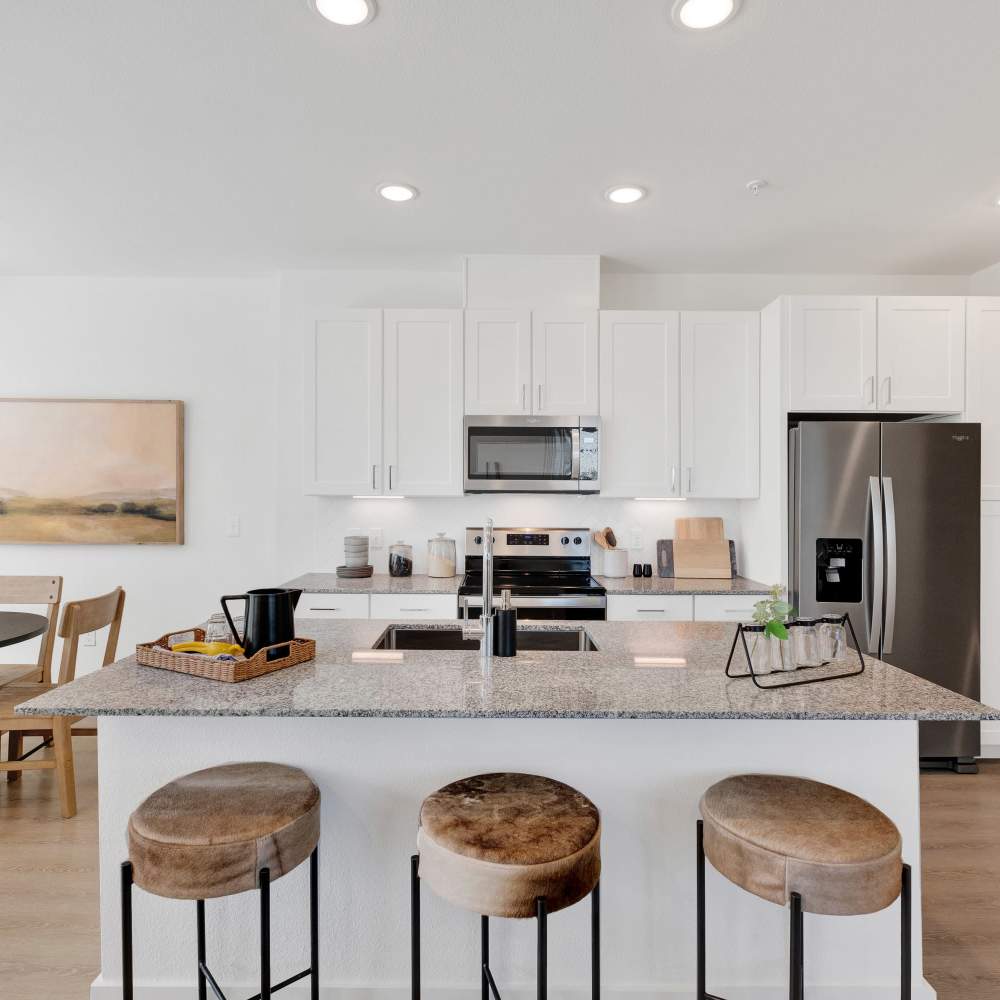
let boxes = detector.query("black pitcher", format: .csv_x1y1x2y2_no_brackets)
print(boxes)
221,587,302,660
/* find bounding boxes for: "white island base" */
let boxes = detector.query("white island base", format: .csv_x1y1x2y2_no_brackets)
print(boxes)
91,716,931,1000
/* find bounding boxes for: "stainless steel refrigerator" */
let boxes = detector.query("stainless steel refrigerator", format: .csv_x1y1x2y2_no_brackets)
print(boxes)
789,421,980,767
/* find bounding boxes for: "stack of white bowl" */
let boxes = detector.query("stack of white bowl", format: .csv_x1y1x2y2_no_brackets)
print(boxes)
344,535,370,568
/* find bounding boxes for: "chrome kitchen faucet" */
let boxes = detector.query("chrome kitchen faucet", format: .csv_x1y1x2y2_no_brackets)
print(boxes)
462,516,494,661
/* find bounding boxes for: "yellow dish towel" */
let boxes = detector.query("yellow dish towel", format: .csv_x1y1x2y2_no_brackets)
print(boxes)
171,641,244,657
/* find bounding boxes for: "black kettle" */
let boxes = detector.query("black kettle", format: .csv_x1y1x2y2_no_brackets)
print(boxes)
221,587,302,660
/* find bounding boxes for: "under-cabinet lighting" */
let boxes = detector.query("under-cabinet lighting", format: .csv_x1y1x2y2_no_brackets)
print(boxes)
352,650,404,663
633,497,687,502
634,656,688,667
352,495,407,500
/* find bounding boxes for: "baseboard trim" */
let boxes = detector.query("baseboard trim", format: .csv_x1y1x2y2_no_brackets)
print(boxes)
90,975,937,1000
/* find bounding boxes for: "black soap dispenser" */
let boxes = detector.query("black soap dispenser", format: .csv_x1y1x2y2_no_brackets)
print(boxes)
493,588,518,657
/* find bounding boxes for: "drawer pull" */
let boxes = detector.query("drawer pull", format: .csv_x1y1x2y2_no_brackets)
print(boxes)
309,607,340,612
637,608,666,613
401,608,430,612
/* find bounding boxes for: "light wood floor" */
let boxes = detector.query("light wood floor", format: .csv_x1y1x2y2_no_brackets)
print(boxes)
1,739,998,999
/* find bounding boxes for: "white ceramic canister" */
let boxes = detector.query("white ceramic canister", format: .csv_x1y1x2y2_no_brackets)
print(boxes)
603,548,629,578
427,532,457,578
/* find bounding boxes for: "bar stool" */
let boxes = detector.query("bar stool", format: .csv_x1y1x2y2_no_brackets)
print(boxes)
411,772,601,1000
121,762,321,1000
696,773,911,1000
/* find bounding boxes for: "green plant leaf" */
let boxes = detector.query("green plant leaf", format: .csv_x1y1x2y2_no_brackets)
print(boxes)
772,601,792,615
765,620,789,641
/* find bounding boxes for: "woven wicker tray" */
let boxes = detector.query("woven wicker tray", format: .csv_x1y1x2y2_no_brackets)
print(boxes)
136,627,316,683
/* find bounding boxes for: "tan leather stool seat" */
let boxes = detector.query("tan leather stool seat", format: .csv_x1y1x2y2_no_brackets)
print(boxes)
127,762,320,900
417,772,601,918
700,774,902,916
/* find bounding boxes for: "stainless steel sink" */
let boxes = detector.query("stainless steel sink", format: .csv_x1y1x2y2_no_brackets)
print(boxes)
373,626,597,652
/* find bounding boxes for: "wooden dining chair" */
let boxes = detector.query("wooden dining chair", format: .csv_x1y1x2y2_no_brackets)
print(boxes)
0,587,125,818
0,576,62,687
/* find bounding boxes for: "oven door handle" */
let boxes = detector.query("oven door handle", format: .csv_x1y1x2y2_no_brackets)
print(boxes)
571,427,581,481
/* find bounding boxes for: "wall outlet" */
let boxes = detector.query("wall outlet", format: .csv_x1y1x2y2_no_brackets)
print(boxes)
226,514,241,538
83,630,97,647
629,528,643,550
369,528,384,550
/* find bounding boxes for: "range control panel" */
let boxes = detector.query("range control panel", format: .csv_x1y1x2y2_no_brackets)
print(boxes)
465,528,591,557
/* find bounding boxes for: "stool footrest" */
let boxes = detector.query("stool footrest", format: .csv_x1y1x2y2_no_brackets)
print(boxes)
482,962,503,1000
198,961,314,1000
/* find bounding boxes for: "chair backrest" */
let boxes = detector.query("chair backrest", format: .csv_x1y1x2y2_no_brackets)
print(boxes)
57,587,126,687
0,575,63,683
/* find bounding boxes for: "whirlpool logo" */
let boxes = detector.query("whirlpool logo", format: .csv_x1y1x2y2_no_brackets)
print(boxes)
952,434,971,442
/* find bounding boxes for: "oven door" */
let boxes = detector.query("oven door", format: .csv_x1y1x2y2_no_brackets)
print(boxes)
464,416,599,493
460,596,607,621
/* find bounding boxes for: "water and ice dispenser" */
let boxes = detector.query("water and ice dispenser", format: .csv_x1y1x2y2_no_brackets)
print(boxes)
815,539,862,603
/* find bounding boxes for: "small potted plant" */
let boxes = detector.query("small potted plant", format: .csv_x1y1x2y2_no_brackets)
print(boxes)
747,584,796,674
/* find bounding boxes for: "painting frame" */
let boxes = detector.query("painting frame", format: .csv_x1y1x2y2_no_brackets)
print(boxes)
0,398,185,545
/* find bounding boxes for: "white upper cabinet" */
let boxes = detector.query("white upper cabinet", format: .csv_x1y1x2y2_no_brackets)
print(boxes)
599,311,680,497
532,311,599,414
680,311,760,499
965,298,1000,499
787,296,877,411
464,309,532,414
304,310,383,495
384,309,464,496
876,297,965,412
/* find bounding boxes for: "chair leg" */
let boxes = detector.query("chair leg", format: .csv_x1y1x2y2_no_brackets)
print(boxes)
197,899,207,1000
411,855,421,1000
697,821,706,1000
310,847,320,1000
536,897,548,1000
789,892,804,1000
901,864,912,1000
121,862,134,1000
481,915,489,1000
591,881,600,1000
52,718,77,818
6,731,22,782
260,866,271,1000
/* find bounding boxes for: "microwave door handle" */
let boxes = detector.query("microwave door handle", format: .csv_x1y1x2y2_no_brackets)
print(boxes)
867,476,883,654
881,476,897,654
571,427,581,480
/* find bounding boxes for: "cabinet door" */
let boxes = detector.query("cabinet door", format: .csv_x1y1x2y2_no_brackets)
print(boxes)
599,312,680,497
788,296,877,411
463,310,532,415
692,595,761,622
296,593,370,620
967,298,1000,499
304,310,382,495
877,297,965,412
370,594,458,620
384,310,464,496
680,311,760,499
531,310,599,414
606,595,693,621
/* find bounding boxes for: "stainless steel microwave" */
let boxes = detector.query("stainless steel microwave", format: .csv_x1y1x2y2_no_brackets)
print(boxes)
463,416,600,493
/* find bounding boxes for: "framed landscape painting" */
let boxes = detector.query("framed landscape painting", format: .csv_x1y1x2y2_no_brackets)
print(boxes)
0,399,184,545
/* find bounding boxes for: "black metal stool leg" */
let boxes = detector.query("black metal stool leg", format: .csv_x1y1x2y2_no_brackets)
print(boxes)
411,855,421,1000
481,916,490,1000
121,861,134,1000
310,847,320,1000
901,864,912,1000
789,892,804,1000
697,822,706,1000
259,867,271,1000
591,881,600,1000
536,897,548,1000
196,899,207,1000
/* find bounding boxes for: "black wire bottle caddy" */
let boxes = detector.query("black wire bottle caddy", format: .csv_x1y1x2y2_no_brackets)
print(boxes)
725,612,865,690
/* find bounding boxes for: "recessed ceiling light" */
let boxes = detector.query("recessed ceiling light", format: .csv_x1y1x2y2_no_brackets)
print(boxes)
671,0,741,30
377,183,418,203
313,0,376,27
605,186,646,205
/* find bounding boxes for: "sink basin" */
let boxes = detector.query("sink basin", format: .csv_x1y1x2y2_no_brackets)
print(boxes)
373,626,598,653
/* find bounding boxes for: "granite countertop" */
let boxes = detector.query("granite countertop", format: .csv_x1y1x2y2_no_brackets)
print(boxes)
285,573,461,595
19,619,999,722
597,575,770,596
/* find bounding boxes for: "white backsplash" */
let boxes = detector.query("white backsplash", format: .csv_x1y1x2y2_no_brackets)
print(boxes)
313,495,744,576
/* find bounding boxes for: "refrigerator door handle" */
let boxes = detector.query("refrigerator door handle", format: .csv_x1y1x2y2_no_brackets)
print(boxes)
867,476,884,654
882,476,897,654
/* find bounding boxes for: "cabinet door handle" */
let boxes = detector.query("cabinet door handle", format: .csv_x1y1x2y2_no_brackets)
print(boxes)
311,607,340,612
537,384,543,411
389,465,393,491
671,465,677,493
522,383,527,411
687,467,693,493
885,376,892,405
401,608,430,612
637,608,666,613
866,375,875,405
372,465,376,491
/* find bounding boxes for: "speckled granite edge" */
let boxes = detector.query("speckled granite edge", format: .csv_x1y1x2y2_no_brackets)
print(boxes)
597,575,771,596
285,572,461,595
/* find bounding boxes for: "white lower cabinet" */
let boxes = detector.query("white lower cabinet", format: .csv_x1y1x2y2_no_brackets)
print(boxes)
607,595,693,621
369,594,458,620
296,593,370,620
692,595,760,622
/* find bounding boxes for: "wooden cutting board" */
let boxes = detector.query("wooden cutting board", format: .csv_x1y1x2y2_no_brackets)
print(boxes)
672,539,732,579
674,517,725,542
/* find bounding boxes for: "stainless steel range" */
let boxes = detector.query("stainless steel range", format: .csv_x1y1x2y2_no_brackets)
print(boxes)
458,527,607,621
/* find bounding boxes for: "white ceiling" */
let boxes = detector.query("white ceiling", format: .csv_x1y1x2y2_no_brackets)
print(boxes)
2,0,1000,275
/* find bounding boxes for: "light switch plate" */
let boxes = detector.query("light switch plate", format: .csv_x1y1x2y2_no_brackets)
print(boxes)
629,528,643,549
226,514,241,537
369,528,384,549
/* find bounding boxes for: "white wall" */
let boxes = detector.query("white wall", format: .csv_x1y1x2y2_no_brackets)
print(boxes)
970,260,1000,294
601,272,971,311
0,276,280,674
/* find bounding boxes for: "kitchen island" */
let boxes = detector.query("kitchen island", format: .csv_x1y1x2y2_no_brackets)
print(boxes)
21,619,999,1000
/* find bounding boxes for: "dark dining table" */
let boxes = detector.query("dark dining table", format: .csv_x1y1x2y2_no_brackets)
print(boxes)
0,611,49,687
